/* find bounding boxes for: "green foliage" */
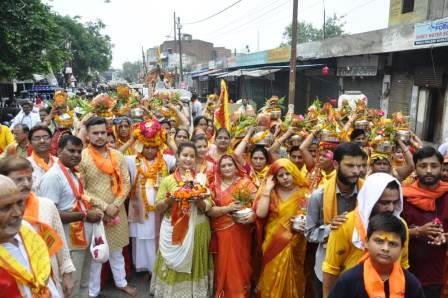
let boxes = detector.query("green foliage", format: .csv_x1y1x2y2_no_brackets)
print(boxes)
53,15,113,82
0,0,112,83
0,0,69,79
120,61,141,83
280,14,345,47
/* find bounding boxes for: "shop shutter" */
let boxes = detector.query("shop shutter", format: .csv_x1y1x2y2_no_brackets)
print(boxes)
414,66,444,88
388,73,413,116
342,76,383,108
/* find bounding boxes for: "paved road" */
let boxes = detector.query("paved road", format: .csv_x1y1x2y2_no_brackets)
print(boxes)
100,271,151,298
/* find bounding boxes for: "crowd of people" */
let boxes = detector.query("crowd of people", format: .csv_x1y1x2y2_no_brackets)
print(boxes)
0,84,447,298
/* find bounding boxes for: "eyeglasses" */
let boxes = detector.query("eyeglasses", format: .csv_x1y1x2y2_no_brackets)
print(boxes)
31,135,51,142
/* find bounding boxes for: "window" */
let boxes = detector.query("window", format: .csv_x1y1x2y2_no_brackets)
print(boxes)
402,0,415,14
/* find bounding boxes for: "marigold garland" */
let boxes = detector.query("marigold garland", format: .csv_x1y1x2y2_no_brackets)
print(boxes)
131,153,168,218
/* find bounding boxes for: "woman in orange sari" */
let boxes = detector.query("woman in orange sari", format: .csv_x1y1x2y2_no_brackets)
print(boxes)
207,155,258,298
255,159,309,298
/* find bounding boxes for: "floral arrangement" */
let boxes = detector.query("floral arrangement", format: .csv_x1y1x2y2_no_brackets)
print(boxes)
232,114,256,138
132,119,166,148
53,90,68,107
231,186,253,207
370,118,395,145
111,85,130,116
148,91,182,118
91,93,116,117
169,179,208,214
392,112,410,130
258,95,285,115
306,98,321,121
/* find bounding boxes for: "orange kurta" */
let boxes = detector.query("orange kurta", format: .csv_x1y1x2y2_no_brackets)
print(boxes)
211,177,257,298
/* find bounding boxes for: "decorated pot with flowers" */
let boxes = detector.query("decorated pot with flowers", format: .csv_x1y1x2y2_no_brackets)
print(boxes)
231,186,254,222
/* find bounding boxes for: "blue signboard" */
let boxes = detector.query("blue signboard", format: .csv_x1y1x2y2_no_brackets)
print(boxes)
414,17,448,46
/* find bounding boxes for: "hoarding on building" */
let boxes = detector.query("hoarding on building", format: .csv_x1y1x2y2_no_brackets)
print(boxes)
414,17,448,46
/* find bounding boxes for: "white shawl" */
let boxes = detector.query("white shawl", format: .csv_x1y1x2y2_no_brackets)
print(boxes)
352,172,403,249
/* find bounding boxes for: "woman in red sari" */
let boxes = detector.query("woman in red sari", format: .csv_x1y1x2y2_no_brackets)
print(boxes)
207,154,258,298
255,158,309,298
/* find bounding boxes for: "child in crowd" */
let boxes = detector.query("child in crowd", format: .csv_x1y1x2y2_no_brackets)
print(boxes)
329,213,425,298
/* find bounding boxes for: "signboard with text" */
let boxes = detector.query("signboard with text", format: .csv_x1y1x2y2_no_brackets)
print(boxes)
414,17,448,46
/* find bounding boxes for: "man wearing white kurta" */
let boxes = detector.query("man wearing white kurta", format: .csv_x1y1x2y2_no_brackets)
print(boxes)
126,152,175,273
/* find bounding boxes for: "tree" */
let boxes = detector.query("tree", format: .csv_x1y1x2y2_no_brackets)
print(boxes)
0,0,112,83
53,15,113,83
280,14,345,47
120,61,141,83
0,0,69,80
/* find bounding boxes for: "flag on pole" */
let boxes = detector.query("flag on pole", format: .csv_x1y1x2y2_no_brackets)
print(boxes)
214,79,230,130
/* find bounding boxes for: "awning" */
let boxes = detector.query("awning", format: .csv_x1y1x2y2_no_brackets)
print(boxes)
217,68,281,78
191,69,222,78
245,69,280,77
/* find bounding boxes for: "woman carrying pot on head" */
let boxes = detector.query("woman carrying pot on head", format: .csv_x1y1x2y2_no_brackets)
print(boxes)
206,128,232,165
234,127,273,188
192,134,214,185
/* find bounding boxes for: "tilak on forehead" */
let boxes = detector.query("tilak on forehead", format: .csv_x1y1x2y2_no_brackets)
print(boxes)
0,175,19,197
377,232,400,242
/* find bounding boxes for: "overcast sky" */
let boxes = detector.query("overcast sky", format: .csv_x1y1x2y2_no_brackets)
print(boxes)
44,0,390,68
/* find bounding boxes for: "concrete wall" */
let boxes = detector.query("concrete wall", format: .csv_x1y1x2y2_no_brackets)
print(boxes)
295,18,448,63
428,0,448,20
389,0,429,26
161,40,214,65
295,24,415,61
213,47,232,60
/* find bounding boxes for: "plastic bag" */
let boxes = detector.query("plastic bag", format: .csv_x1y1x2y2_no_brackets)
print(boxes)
90,222,109,263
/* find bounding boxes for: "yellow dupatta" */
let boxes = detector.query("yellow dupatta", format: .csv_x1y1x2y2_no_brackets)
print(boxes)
0,225,51,297
323,173,364,224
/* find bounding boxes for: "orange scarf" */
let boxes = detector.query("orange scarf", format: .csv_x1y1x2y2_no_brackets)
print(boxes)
403,181,448,211
323,173,363,224
362,255,405,298
23,193,63,257
171,169,197,245
30,152,55,172
87,144,125,197
58,161,92,248
0,225,52,297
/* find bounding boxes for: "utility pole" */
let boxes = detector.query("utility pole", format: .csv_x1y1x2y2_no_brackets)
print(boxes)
177,17,184,83
323,0,326,39
288,0,298,105
173,11,178,87
141,46,148,76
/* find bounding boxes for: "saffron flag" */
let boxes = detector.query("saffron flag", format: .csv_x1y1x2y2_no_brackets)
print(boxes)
214,79,230,130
